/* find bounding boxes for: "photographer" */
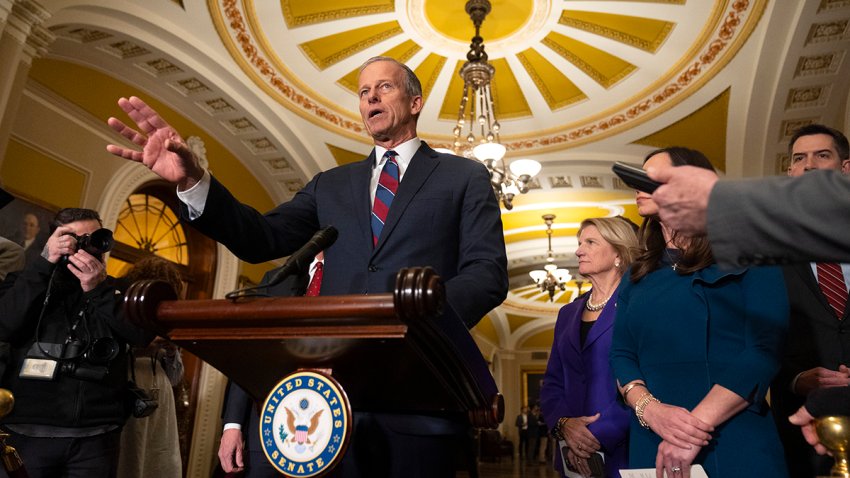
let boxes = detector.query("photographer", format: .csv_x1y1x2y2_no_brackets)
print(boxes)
0,208,153,477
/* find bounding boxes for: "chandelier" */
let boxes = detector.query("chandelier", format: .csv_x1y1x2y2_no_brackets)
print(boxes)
451,0,541,211
529,214,571,302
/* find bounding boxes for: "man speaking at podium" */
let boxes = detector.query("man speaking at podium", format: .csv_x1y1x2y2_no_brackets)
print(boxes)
106,56,508,478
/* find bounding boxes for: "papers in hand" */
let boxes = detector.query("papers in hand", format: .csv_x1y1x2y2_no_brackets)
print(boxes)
559,439,605,478
620,465,708,478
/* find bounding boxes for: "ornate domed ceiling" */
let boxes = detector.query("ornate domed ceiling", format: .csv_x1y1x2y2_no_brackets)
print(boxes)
211,0,763,154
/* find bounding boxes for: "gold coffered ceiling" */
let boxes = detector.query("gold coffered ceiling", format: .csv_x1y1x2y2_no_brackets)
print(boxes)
211,0,764,152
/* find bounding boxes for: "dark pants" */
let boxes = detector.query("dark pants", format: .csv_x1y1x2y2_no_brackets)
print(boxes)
517,429,527,458
3,428,121,478
330,412,464,478
241,410,281,478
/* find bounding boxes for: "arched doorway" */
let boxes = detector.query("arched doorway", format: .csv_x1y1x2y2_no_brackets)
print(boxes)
106,180,217,473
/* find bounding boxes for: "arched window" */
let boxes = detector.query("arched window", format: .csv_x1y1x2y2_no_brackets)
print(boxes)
107,192,188,278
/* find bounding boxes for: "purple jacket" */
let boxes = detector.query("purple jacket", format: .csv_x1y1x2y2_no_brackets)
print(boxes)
541,291,630,477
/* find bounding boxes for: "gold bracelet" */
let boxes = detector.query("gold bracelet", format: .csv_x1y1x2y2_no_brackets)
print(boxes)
621,382,646,402
635,393,659,429
554,416,570,440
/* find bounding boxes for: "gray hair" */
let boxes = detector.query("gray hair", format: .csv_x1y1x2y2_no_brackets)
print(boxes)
359,56,423,98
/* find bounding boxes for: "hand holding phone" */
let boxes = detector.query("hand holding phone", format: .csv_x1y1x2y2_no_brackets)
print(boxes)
612,161,662,193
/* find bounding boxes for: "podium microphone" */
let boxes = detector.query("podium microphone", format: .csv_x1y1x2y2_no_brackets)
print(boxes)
264,226,338,288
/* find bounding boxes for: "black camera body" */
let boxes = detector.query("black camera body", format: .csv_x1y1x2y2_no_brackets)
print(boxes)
59,337,119,381
126,382,159,418
66,228,114,256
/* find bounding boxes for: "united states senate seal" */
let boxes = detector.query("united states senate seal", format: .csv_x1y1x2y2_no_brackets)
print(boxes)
260,370,351,477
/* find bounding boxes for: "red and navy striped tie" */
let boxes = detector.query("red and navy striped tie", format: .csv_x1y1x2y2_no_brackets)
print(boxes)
371,150,399,247
817,262,848,318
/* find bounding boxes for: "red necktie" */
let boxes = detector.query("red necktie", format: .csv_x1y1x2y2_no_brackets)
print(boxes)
305,262,323,297
371,151,399,247
817,262,847,318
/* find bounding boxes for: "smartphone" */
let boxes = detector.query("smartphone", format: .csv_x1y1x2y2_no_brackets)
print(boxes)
612,161,662,193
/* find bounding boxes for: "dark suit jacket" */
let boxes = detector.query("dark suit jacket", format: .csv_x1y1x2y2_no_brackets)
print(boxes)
708,170,850,268
773,263,849,476
541,291,630,476
185,142,508,328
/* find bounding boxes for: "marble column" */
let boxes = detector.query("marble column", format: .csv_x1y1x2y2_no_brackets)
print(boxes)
0,0,51,167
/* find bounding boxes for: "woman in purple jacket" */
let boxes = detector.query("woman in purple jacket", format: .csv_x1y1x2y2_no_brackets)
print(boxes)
542,217,639,477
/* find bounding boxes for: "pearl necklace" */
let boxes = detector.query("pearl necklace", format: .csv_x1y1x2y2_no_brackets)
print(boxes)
585,292,611,312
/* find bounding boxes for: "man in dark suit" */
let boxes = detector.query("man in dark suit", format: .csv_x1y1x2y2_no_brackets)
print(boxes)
515,406,529,460
107,56,508,478
772,124,850,477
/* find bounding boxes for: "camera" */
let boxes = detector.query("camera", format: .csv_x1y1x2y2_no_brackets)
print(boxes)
59,338,118,381
66,228,114,256
126,381,159,418
20,337,119,382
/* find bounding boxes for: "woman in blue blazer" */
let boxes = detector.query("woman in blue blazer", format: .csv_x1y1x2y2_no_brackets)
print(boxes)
610,147,788,478
542,217,639,477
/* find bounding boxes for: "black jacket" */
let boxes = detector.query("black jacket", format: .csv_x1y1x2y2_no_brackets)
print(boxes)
0,256,153,427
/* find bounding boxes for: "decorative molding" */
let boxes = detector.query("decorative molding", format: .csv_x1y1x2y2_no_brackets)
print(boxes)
558,13,673,53
780,118,818,139
776,153,790,175
60,27,112,43
98,40,150,59
212,0,365,138
806,19,850,45
299,23,403,70
262,157,291,171
795,52,842,77
221,117,258,135
196,98,235,115
786,85,830,109
281,178,304,192
579,176,603,188
138,58,183,77
548,176,573,188
818,0,850,12
186,363,227,478
282,1,394,27
242,137,277,155
172,78,211,96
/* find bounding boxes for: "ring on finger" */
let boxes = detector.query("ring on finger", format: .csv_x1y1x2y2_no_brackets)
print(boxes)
671,466,682,473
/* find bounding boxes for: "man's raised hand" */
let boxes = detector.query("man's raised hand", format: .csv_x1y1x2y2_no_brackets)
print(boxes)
106,96,204,190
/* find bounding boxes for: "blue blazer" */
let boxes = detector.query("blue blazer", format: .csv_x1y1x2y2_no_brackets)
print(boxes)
541,291,630,477
184,142,508,329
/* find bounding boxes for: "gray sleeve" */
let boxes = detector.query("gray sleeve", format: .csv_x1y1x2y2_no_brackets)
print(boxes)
708,170,850,268
0,237,24,281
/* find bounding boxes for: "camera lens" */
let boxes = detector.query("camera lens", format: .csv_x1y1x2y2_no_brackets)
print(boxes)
78,229,114,256
86,337,118,364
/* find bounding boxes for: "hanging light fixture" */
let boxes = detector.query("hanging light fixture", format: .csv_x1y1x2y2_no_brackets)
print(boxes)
529,214,571,302
451,0,540,211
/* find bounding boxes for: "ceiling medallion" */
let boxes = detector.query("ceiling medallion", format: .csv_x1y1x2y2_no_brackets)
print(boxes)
403,0,551,58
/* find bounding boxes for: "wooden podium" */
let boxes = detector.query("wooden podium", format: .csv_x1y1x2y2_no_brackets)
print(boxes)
124,266,504,428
